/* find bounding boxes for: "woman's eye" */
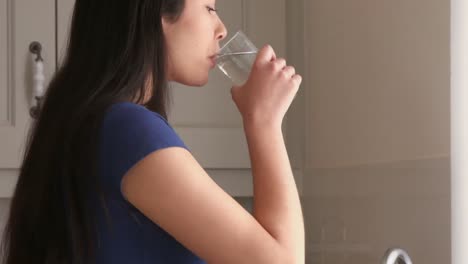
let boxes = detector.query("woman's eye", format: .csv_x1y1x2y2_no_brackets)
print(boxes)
206,6,218,13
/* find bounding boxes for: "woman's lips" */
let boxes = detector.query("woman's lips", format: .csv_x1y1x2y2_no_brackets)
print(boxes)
209,57,217,68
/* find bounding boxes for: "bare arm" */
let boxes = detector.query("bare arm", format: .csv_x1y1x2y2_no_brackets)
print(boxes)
244,121,305,263
122,147,295,264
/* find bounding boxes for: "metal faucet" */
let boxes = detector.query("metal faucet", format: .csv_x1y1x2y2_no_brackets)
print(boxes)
381,248,413,264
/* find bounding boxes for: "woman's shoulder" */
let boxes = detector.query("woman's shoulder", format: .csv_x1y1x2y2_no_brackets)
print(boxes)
103,101,168,126
97,101,189,200
99,101,187,151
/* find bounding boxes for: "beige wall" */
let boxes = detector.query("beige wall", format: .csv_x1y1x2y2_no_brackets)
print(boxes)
303,159,450,263
293,0,451,263
304,0,449,168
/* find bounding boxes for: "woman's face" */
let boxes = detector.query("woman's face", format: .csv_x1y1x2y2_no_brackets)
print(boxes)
162,0,227,86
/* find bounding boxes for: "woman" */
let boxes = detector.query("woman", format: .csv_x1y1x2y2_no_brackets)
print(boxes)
1,0,304,263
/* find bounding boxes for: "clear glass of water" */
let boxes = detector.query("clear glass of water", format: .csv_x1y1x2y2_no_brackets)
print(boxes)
216,30,258,86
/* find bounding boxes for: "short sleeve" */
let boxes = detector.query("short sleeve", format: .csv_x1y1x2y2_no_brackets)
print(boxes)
98,102,189,198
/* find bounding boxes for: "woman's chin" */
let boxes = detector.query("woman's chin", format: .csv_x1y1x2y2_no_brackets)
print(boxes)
171,71,209,87
187,77,209,87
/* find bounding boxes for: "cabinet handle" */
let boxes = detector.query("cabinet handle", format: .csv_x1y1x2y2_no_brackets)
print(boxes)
29,41,45,119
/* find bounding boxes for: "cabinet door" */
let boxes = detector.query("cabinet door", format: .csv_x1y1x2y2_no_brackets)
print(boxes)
56,0,287,170
0,0,55,168
57,0,74,65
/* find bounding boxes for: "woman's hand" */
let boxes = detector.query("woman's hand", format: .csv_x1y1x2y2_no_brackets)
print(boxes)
230,45,302,128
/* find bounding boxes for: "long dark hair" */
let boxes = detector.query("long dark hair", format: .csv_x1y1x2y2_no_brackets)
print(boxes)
1,0,185,263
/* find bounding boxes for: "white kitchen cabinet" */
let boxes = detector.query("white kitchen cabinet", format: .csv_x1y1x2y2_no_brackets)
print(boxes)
0,0,55,197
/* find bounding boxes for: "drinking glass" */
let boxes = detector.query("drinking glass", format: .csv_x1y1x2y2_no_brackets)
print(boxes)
216,30,258,86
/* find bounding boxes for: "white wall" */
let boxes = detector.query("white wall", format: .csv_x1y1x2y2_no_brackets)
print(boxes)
451,1,468,263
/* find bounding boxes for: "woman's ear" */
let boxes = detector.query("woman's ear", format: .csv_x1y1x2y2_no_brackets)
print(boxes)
161,17,171,34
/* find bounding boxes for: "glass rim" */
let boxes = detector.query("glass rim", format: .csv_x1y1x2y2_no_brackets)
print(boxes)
219,30,248,53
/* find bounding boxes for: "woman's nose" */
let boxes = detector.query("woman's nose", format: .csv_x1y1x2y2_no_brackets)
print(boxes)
216,20,228,41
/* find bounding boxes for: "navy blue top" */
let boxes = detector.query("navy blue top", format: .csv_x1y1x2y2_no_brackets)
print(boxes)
96,102,205,263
